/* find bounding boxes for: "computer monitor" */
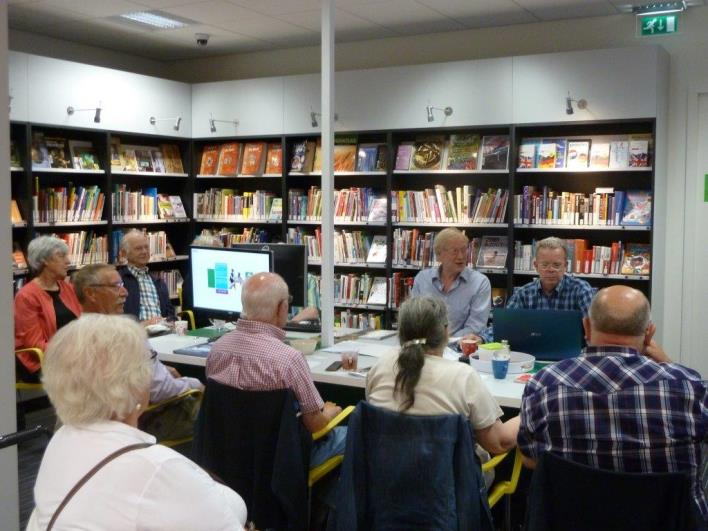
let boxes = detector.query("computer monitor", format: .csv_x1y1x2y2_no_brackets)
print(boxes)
190,246,273,317
231,243,307,307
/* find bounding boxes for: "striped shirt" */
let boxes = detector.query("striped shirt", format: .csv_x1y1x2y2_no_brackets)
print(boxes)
128,265,162,321
507,274,594,316
206,319,324,414
518,346,708,521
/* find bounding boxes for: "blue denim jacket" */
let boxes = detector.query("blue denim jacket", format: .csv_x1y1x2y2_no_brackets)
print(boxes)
332,401,494,531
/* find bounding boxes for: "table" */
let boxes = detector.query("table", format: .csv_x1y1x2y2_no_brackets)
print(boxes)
149,331,525,409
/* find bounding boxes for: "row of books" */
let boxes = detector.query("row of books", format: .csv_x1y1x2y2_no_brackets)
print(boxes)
193,189,282,221
200,142,282,176
395,134,510,171
336,310,383,330
290,136,388,173
334,274,388,306
392,230,509,269
31,133,101,171
111,230,176,263
514,239,651,276
392,186,508,224
32,184,105,223
112,187,188,222
518,135,652,170
287,186,388,222
512,187,651,226
153,269,184,299
111,139,184,174
11,200,23,224
49,231,108,266
195,228,272,246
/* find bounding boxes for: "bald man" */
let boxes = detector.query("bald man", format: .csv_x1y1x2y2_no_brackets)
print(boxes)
206,272,347,468
118,230,175,324
518,286,708,524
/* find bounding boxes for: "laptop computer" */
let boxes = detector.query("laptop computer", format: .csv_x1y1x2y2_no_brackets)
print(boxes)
493,309,584,361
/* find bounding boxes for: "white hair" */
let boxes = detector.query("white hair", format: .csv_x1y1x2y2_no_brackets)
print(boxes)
42,314,152,426
119,229,147,254
433,228,468,256
27,236,69,273
241,272,288,321
535,236,568,260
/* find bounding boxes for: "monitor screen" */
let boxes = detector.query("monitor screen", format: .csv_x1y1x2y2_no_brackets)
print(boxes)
231,243,307,307
190,246,273,316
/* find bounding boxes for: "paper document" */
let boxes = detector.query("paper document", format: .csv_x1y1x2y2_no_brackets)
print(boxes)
360,330,398,340
321,340,396,358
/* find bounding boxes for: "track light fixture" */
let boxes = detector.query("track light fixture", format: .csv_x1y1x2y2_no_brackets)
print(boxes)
310,110,339,128
565,93,588,115
426,105,453,123
209,115,238,133
67,102,102,123
632,1,686,15
150,115,182,131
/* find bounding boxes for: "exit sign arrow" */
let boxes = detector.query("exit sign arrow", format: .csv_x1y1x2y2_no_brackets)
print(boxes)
639,14,679,36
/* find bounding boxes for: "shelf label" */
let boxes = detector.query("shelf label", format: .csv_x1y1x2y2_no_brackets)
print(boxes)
638,14,678,36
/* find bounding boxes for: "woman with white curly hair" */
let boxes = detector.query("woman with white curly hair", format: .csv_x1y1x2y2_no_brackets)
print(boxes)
27,314,247,530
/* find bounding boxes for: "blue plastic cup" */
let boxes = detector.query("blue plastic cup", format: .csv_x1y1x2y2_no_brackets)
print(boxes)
492,357,510,379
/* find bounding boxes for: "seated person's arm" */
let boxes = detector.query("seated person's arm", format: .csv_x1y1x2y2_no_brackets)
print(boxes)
457,278,491,339
291,306,320,323
150,359,204,404
475,415,520,455
14,294,49,351
301,401,342,433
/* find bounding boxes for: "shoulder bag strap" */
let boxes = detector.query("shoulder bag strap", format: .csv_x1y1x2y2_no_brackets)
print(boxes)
46,442,153,531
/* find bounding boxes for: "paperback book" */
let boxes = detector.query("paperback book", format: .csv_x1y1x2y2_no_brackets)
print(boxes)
216,142,241,176
410,136,445,171
480,135,510,170
395,142,414,170
621,243,651,275
69,140,100,170
169,196,188,219
446,134,481,170
241,142,266,176
264,143,283,175
518,140,538,169
199,145,220,175
566,140,590,169
476,236,508,269
621,190,651,226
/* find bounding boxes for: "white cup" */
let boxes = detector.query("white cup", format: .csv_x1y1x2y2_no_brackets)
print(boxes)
174,320,188,336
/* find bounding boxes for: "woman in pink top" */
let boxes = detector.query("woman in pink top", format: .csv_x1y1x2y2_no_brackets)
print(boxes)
14,236,81,380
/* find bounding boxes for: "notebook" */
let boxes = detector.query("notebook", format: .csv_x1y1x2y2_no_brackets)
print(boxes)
493,309,584,361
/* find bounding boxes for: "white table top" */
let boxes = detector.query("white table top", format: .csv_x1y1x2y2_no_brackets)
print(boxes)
149,331,525,409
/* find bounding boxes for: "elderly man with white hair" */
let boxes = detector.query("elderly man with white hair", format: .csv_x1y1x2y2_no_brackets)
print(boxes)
206,272,347,467
27,314,247,530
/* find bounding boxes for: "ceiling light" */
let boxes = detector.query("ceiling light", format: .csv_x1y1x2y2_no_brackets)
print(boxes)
632,1,687,15
120,11,189,29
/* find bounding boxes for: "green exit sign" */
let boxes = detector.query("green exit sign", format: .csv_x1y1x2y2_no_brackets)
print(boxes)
639,14,679,36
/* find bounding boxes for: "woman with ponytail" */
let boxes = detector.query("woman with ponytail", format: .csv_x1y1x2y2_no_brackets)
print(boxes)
366,296,519,456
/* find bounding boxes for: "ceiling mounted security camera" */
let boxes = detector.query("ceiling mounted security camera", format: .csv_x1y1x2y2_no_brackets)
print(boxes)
195,33,209,47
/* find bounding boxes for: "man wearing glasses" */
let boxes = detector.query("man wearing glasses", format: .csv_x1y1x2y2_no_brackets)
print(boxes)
72,263,203,404
507,236,594,315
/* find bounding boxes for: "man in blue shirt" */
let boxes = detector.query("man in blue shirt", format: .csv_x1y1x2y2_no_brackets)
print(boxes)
411,228,490,339
508,236,593,315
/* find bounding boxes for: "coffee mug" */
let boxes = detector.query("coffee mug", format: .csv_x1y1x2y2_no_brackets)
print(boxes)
174,320,188,336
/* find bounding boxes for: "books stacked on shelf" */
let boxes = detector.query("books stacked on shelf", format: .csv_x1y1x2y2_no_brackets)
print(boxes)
291,136,387,173
336,310,382,330
476,236,508,269
389,272,415,309
30,135,102,170
195,227,271,246
334,273,385,305
112,185,159,221
193,189,281,221
11,200,23,224
392,228,436,267
395,134,510,172
32,183,105,223
334,230,372,264
334,188,381,222
12,243,27,270
112,230,175,263
392,186,508,224
51,232,108,266
154,269,184,299
307,273,320,309
517,134,652,170
287,227,321,261
156,194,188,220
514,239,651,277
288,186,319,221
112,139,183,173
513,187,652,227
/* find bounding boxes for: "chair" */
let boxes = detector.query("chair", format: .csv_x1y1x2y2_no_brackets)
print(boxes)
331,401,495,531
193,379,352,531
525,451,698,531
481,447,523,531
139,388,203,447
176,286,195,330
15,348,45,430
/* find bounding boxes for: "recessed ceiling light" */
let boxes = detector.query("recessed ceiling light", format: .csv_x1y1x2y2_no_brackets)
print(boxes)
119,11,189,29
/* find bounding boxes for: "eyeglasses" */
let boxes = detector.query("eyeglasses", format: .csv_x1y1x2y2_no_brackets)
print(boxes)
148,349,158,361
537,262,565,271
90,281,125,289
443,247,468,256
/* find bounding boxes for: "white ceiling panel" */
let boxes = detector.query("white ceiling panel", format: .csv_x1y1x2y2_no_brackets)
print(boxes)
160,0,261,26
34,0,147,18
457,9,539,29
277,8,398,39
227,0,322,16
417,0,526,19
9,1,88,22
515,0,619,20
342,0,465,33
131,0,199,7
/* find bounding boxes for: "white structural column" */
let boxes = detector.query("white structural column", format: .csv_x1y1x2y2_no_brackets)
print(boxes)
320,0,335,347
0,4,20,530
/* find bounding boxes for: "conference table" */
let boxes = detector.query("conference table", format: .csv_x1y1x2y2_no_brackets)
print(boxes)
149,329,526,409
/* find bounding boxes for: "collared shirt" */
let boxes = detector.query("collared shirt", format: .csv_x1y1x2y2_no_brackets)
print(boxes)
127,264,161,321
411,266,491,336
150,355,203,404
507,273,594,316
518,345,708,521
206,318,324,414
27,421,247,530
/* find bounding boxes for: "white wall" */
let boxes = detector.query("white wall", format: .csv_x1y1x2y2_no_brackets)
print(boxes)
1,6,20,531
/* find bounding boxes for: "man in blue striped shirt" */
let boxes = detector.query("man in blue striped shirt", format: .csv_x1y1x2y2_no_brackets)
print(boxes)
507,236,593,315
518,285,708,524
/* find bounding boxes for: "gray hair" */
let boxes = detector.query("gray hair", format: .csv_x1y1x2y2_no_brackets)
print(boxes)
535,237,568,260
42,314,152,426
73,263,116,303
119,229,147,254
27,236,69,273
433,228,468,256
395,296,449,411
589,287,651,337
241,272,288,321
